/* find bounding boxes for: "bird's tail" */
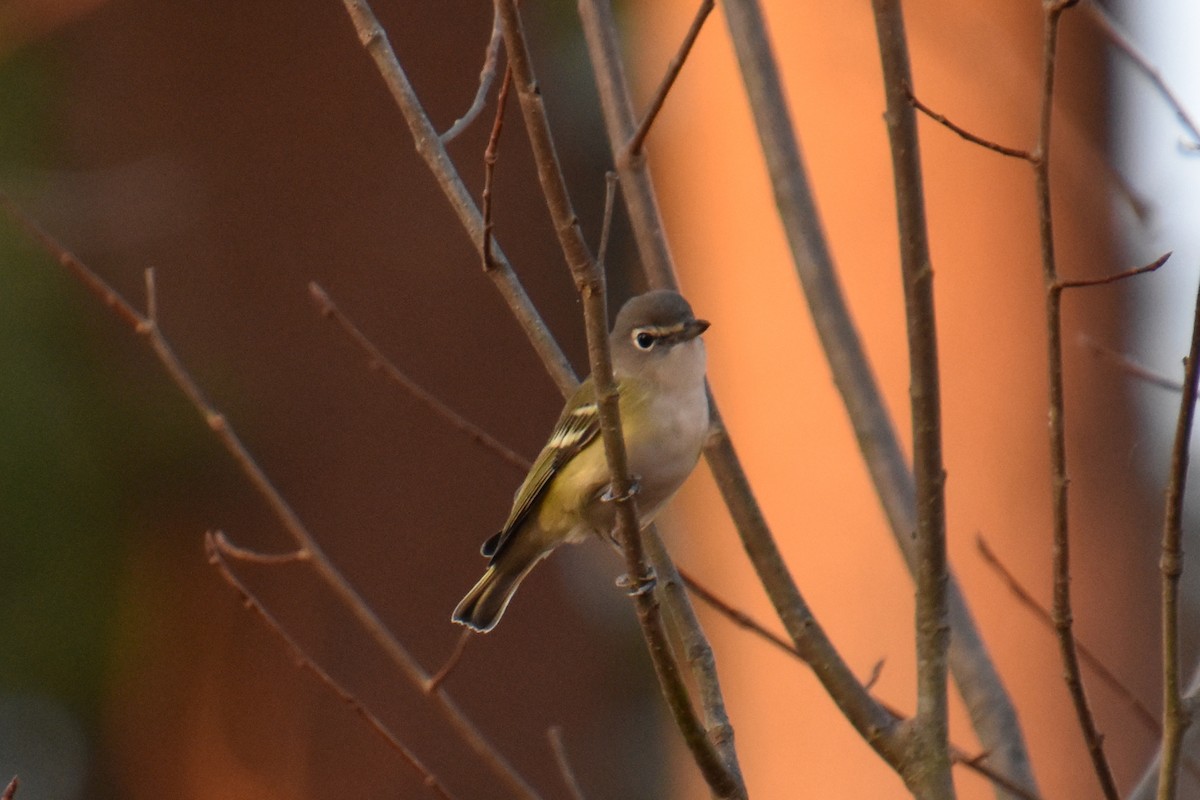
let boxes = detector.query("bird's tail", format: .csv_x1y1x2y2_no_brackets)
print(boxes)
452,561,534,633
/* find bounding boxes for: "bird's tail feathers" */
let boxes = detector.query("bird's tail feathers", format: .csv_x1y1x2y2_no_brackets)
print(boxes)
452,562,531,633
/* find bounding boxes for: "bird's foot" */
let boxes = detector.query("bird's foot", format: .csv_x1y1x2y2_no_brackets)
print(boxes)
616,567,657,596
601,475,641,503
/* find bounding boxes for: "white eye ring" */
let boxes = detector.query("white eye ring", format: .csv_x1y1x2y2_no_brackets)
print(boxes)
633,330,655,350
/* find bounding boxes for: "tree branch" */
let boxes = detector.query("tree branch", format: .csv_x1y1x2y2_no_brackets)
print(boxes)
493,2,744,794
337,0,576,396
0,192,544,800
1157,277,1200,798
1033,2,1118,797
207,533,458,800
870,1,951,795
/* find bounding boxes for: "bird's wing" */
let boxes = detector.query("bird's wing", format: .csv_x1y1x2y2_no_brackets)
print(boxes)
481,380,601,559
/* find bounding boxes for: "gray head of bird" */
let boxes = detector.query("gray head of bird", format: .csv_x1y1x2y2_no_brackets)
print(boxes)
610,290,710,386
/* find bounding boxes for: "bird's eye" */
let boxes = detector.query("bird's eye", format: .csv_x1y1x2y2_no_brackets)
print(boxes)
634,331,655,350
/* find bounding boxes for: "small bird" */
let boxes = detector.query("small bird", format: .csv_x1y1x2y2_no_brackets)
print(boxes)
452,289,711,633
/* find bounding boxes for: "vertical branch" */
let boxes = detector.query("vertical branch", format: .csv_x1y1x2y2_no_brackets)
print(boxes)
576,0,678,288
1033,2,1118,798
482,65,514,272
869,0,951,796
1157,278,1200,799
492,2,745,795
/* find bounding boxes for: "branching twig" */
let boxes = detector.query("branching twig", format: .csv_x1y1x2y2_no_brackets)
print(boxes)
338,0,576,396
0,191,543,800
621,0,714,162
495,2,744,795
547,727,588,800
309,283,530,472
1033,2,1119,796
207,533,458,800
976,536,1169,738
427,629,472,694
1157,277,1200,798
482,65,513,273
440,8,504,143
1057,251,1170,289
906,84,1034,161
870,1,952,794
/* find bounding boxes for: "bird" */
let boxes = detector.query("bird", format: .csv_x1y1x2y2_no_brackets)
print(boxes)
451,289,711,633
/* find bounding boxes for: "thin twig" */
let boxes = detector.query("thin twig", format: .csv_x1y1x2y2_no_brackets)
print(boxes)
482,65,513,273
547,727,588,800
207,533,458,800
906,85,1034,161
976,535,1161,736
495,2,744,795
338,0,576,396
440,8,504,143
1078,334,1184,392
1057,251,1170,289
576,0,678,289
1157,277,1200,799
0,193,544,800
621,0,714,161
870,1,952,794
309,283,530,473
1083,1,1200,150
1034,2,1119,796
426,629,472,693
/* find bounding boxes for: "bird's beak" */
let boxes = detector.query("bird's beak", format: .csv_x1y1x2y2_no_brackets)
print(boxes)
681,318,710,341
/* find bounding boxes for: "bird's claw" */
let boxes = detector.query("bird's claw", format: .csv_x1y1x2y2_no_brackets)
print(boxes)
616,567,657,596
601,476,641,503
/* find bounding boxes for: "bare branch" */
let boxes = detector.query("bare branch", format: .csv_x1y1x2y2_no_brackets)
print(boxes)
206,533,458,800
577,0,679,288
976,535,1161,737
681,570,1043,800
309,283,530,473
703,1,1040,791
482,65,513,274
870,1,952,793
337,0,576,396
1157,277,1200,798
0,193,544,800
440,8,504,143
426,629,472,694
495,2,744,795
547,727,588,800
1057,251,1170,289
1033,2,1119,794
621,0,714,161
906,85,1034,161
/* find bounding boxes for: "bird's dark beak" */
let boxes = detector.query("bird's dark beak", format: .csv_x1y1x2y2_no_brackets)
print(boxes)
682,318,710,341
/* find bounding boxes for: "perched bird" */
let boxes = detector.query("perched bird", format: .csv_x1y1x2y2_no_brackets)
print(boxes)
452,290,711,633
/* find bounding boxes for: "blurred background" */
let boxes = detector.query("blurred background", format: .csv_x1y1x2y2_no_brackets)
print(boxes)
1,0,1198,798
